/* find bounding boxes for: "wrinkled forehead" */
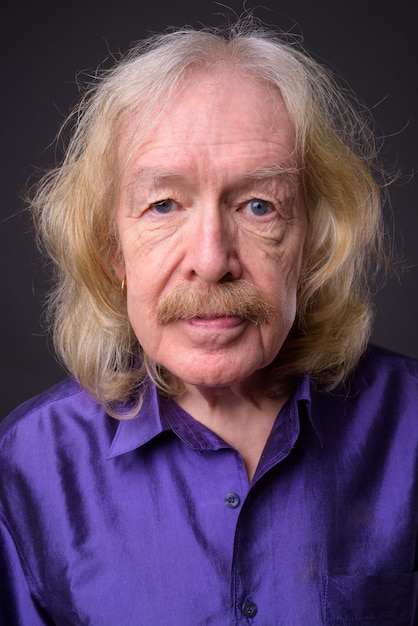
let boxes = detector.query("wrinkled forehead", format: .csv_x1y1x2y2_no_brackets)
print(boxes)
117,65,296,171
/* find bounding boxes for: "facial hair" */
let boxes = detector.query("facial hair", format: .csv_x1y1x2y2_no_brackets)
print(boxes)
156,279,276,326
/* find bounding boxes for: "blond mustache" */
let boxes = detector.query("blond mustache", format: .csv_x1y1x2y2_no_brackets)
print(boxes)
156,280,276,326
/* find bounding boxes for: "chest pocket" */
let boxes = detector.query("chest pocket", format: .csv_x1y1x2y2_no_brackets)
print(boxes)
320,573,418,625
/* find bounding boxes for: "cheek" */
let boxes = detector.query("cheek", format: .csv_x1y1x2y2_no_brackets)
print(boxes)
126,280,160,334
123,262,156,330
123,243,165,304
126,293,163,360
257,252,301,306
124,259,176,360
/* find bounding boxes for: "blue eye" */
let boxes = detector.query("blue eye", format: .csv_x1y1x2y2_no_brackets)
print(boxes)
248,198,271,216
153,199,173,213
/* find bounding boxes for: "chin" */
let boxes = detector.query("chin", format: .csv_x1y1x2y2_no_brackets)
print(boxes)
170,360,261,390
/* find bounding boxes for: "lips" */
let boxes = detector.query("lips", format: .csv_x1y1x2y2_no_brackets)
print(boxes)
187,315,243,330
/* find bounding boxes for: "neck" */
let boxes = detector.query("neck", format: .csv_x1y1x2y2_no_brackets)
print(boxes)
175,377,288,481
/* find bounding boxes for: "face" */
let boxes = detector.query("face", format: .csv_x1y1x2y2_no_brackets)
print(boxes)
116,69,307,391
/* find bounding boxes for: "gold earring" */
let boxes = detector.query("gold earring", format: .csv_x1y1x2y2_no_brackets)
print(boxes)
121,276,127,300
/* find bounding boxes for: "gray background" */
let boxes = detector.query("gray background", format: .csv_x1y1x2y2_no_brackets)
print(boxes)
1,0,417,417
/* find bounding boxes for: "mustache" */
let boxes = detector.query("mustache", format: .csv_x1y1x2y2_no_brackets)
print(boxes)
156,280,276,326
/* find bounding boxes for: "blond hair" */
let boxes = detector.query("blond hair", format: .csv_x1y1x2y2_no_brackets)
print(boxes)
31,21,388,415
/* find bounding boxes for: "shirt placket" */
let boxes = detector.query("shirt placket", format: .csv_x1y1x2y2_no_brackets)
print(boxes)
229,401,301,624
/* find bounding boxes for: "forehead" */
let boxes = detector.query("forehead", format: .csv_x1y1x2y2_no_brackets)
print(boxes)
119,68,298,173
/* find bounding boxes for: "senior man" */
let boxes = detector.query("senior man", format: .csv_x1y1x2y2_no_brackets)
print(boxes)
1,22,417,625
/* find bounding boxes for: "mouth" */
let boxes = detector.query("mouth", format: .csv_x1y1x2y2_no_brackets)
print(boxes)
186,315,244,329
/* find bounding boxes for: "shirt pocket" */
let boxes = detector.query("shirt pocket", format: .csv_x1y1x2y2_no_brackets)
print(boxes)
320,573,418,625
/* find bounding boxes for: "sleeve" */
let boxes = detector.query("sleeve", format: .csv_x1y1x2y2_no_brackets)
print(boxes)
0,514,53,625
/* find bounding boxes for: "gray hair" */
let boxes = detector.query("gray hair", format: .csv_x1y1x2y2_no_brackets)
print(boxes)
31,20,387,416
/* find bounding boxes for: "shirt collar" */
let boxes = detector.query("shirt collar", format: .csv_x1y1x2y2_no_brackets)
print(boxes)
296,373,324,446
107,382,167,459
108,373,322,459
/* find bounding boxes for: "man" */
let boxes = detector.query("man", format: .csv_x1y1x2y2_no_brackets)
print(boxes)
1,22,417,625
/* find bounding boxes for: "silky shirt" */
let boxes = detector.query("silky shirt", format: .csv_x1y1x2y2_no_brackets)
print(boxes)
0,344,417,625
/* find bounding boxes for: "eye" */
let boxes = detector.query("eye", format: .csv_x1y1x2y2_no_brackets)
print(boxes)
245,198,273,217
151,199,176,214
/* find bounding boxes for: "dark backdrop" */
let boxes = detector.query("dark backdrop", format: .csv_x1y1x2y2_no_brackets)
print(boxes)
1,0,417,417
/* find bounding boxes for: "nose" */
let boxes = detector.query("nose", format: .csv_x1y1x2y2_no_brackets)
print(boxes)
181,205,242,283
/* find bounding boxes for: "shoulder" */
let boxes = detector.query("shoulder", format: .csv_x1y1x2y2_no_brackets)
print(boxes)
351,344,418,407
0,378,113,466
357,343,418,383
1,378,96,434
2,378,83,426
311,344,418,442
333,343,417,407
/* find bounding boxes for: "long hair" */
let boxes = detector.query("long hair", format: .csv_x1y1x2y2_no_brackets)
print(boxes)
31,20,389,415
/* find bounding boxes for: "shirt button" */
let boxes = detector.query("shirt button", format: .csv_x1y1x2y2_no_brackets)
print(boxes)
241,600,258,618
224,492,240,508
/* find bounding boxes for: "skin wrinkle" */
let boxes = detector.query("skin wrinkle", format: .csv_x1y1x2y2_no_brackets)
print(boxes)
121,168,302,256
115,69,307,477
123,162,300,208
116,72,306,377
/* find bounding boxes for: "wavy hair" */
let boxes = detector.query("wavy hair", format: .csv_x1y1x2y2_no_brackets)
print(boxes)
31,20,389,415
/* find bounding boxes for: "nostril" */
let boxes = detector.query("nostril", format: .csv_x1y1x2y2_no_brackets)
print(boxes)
220,270,240,283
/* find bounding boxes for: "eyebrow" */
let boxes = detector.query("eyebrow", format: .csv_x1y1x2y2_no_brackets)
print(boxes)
126,170,185,189
245,162,301,182
127,163,300,191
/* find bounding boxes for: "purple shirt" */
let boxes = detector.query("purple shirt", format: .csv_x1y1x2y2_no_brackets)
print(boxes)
1,344,417,625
